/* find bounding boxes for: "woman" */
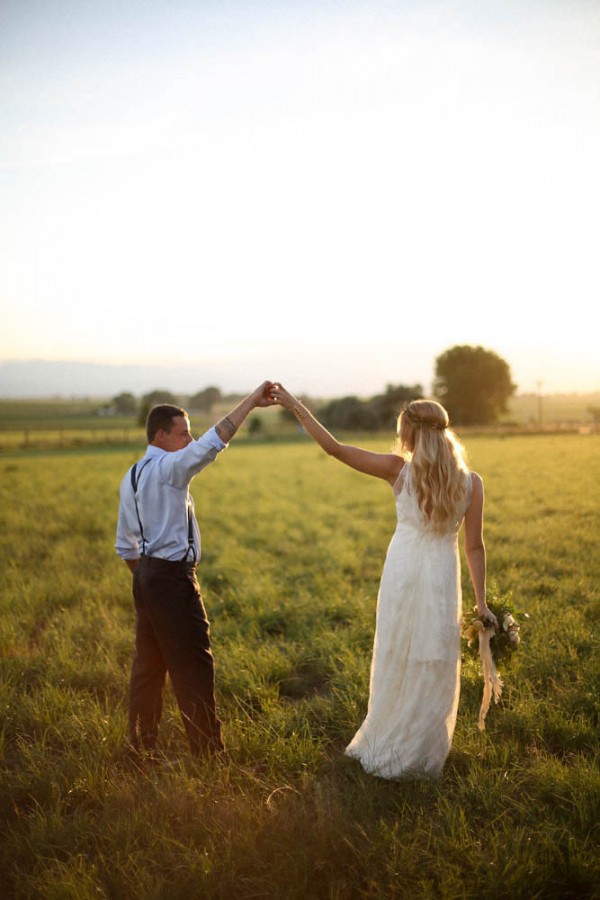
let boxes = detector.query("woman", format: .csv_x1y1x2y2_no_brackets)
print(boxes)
269,384,498,780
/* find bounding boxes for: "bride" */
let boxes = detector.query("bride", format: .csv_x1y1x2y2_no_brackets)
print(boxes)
270,384,498,780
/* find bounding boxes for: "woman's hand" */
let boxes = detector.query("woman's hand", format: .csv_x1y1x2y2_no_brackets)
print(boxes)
250,381,277,408
269,383,298,411
477,603,499,630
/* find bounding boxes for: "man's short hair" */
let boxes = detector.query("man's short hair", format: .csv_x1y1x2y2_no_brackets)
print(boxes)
146,404,188,443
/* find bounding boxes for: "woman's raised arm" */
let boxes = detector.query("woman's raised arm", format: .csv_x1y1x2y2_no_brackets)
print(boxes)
270,383,403,485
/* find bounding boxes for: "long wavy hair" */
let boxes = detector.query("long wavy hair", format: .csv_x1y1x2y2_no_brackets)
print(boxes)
397,399,470,532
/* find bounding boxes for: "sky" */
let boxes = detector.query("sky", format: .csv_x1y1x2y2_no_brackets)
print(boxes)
1,0,599,397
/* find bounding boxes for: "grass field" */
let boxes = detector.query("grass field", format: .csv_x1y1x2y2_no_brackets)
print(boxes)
0,433,598,898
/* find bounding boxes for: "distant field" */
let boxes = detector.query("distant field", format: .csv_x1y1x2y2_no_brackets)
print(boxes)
506,392,600,426
0,393,598,453
0,400,284,450
0,433,598,898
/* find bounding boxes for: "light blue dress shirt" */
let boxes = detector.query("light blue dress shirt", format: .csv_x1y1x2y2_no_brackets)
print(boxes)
115,426,227,562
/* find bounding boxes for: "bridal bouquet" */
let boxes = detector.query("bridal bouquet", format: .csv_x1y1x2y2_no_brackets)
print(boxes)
461,593,525,730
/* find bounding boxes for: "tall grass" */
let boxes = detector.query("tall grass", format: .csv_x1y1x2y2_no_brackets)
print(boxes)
0,435,598,898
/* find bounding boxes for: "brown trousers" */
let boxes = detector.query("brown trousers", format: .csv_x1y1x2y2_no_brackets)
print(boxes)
129,556,224,757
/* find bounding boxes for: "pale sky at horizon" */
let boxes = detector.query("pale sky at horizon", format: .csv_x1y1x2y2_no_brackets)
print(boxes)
1,0,599,397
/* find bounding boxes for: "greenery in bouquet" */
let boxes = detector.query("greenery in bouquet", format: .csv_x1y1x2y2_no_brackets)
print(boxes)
461,591,527,666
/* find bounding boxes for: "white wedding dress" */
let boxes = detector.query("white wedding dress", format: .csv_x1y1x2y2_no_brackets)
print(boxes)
345,462,472,780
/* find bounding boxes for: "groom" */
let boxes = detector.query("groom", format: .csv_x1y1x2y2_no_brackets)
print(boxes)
115,381,275,759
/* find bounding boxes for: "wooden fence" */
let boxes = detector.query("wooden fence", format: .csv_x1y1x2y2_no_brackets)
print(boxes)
0,427,147,452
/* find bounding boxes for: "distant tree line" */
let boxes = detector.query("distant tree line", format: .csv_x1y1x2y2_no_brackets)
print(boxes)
104,386,234,427
315,383,424,431
104,345,516,429
310,345,515,429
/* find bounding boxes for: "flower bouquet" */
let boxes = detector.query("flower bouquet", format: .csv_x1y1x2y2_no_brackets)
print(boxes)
461,593,525,730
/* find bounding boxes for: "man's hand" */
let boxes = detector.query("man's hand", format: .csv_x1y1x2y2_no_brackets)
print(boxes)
251,381,277,408
215,382,277,442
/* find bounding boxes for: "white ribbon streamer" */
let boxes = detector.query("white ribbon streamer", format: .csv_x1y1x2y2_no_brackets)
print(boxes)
477,626,503,730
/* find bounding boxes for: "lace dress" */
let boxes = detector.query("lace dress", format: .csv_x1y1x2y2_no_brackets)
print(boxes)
345,462,472,779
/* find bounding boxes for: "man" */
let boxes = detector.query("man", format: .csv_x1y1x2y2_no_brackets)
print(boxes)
116,381,274,759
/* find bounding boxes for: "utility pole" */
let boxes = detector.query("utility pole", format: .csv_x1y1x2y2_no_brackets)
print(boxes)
536,380,543,427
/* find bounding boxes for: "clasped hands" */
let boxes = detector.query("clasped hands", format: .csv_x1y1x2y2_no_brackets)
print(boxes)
251,381,298,411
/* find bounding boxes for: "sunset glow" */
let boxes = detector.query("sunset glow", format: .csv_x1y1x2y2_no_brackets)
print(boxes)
1,0,598,396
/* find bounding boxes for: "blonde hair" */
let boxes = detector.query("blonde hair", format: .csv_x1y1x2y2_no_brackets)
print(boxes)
397,399,470,532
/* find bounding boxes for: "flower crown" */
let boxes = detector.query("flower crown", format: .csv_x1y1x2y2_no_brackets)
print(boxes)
403,406,448,431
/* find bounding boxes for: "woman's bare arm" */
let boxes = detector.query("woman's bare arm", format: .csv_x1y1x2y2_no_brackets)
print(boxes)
270,383,403,485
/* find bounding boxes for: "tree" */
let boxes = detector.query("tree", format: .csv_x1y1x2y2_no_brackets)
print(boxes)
189,386,222,412
319,385,424,432
137,389,180,428
141,389,179,406
112,392,138,416
371,383,424,430
588,406,600,428
319,396,380,431
433,345,516,425
248,415,263,436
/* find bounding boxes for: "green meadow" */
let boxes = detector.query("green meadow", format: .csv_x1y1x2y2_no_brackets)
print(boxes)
0,433,598,898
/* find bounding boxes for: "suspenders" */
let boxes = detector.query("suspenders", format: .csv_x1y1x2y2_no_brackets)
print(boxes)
131,460,196,563
130,460,151,557
183,500,196,562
